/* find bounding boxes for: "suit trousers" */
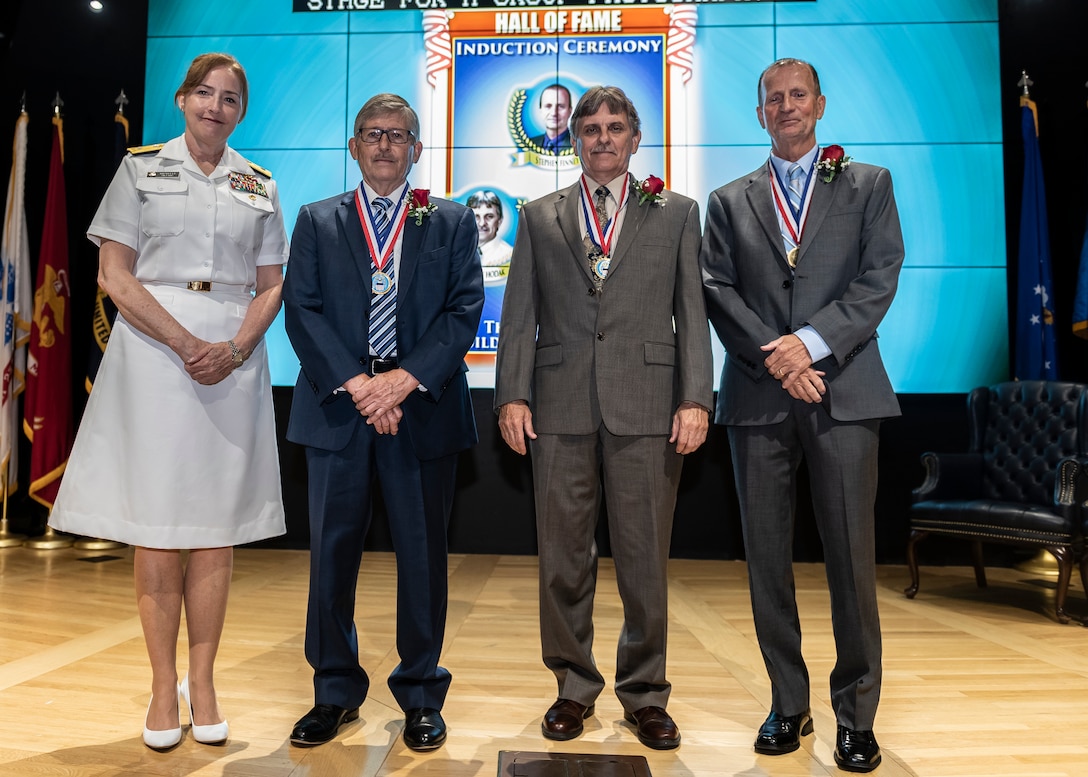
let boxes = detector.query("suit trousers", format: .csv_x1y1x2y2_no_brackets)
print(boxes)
727,402,882,730
530,425,682,713
303,417,456,713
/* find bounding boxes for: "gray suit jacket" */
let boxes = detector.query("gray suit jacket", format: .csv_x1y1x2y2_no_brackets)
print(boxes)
495,178,713,435
701,161,904,425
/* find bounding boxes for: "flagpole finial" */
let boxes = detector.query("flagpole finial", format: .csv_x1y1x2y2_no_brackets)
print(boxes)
114,89,129,116
51,92,64,117
20,90,26,114
1018,70,1033,97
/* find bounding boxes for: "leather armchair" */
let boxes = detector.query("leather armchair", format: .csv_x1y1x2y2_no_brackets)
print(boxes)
906,381,1087,623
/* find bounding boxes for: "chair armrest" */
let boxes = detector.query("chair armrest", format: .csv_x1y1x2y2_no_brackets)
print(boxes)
1052,456,1088,520
912,452,984,503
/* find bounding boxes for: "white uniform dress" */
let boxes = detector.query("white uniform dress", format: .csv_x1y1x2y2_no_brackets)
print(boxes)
48,136,287,548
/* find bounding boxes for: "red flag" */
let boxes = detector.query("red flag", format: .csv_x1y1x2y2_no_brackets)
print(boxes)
23,116,73,508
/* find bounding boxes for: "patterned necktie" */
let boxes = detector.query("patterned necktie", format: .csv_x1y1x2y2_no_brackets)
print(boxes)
594,186,611,228
372,196,394,247
369,197,397,358
787,163,804,211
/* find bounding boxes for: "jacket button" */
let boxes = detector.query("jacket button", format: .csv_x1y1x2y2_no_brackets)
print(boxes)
588,287,596,296
782,280,792,289
597,332,605,341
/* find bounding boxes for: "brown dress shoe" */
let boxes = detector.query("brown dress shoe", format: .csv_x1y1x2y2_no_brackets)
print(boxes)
542,698,595,741
624,706,681,750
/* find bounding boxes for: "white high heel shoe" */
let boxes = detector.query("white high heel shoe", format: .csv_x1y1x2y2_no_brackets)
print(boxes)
180,675,229,744
143,692,183,750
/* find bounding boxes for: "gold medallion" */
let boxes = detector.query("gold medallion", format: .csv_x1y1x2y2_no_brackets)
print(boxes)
786,246,799,268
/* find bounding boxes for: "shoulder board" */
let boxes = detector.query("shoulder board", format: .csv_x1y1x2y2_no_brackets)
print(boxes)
127,143,165,156
247,160,272,178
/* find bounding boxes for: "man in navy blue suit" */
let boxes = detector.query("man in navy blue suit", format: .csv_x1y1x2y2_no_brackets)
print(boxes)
283,93,483,751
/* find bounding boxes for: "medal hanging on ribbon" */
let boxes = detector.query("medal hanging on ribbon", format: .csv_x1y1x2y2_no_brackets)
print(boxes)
580,174,630,281
355,182,410,295
768,157,816,268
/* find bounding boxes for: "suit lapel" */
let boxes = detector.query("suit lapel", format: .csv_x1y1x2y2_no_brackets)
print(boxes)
745,165,790,269
555,182,594,283
336,191,375,310
795,169,836,265
607,175,648,278
745,166,789,264
398,199,426,295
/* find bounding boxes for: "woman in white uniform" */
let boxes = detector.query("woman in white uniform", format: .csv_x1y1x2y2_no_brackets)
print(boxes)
49,53,287,750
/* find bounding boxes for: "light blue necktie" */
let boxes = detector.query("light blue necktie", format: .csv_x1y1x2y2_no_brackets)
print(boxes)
787,163,804,211
369,197,397,357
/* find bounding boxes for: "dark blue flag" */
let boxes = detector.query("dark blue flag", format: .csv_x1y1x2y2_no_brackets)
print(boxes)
1072,204,1088,338
1014,97,1058,379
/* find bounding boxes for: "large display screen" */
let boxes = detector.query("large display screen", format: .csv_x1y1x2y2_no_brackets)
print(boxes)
144,0,1006,392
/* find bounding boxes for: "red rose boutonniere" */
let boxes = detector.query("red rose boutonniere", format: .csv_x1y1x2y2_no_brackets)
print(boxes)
636,174,667,206
815,145,852,183
406,188,438,225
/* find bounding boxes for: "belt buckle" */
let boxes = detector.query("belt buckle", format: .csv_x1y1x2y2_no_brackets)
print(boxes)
370,357,398,375
187,281,212,292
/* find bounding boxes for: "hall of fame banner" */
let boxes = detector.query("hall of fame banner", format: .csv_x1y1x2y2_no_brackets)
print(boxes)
417,5,698,383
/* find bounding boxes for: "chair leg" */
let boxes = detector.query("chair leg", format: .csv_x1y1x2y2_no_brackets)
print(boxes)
904,529,929,598
1048,545,1073,625
970,541,987,588
1080,549,1088,609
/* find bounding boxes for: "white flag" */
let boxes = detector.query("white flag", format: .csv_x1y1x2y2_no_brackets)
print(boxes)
1,112,33,498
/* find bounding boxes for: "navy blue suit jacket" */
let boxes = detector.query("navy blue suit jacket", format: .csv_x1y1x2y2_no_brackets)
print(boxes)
283,189,484,460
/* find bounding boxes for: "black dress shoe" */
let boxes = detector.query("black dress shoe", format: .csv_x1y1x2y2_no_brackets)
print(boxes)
754,709,813,755
542,698,595,741
290,704,360,747
834,725,881,772
403,707,446,752
624,706,681,750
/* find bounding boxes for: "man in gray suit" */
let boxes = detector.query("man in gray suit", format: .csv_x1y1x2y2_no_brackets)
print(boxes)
701,59,904,773
495,85,712,751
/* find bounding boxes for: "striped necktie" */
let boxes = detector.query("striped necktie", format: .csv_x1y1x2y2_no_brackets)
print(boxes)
369,197,397,358
787,163,804,211
372,196,394,247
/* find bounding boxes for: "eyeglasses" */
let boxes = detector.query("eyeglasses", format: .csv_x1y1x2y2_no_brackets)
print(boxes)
356,127,415,145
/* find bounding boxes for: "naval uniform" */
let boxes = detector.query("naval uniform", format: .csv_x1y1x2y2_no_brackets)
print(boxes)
49,135,287,548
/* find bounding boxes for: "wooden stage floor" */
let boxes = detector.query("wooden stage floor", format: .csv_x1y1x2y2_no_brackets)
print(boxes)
1,547,1086,776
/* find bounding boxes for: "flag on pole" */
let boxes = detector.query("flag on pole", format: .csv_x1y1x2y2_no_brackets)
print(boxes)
1071,194,1088,338
1,112,33,499
1014,95,1059,380
85,109,127,392
23,115,74,508
1071,91,1088,338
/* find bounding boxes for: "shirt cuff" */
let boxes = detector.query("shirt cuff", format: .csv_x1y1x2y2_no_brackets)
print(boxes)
795,325,832,363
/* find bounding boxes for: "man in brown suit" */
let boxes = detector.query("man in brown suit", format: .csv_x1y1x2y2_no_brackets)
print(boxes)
494,85,713,751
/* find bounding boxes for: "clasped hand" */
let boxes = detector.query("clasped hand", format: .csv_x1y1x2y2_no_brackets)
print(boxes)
761,334,826,404
184,339,238,385
346,368,419,435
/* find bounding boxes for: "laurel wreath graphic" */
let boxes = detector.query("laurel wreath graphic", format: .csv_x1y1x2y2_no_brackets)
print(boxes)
507,89,578,158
